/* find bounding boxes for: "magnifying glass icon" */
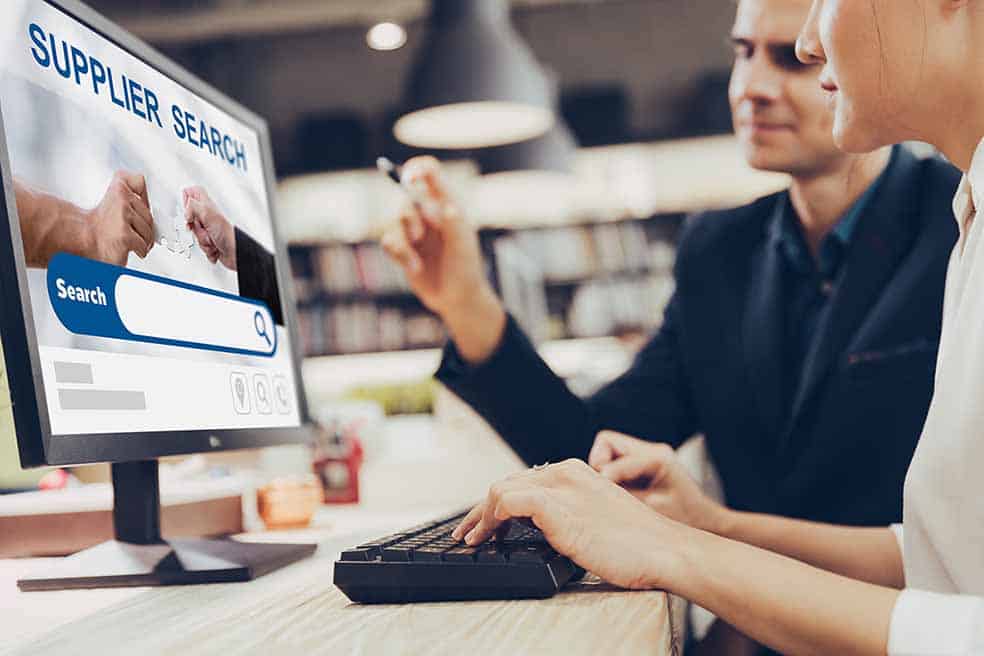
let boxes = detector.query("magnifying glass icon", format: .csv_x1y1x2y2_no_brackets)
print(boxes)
254,311,272,348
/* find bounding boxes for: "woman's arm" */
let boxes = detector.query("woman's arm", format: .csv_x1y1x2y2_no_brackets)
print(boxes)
678,521,898,656
454,460,899,656
718,510,904,588
589,431,905,587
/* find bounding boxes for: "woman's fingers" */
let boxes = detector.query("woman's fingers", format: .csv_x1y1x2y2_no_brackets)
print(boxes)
494,489,551,527
463,491,549,547
464,482,511,545
454,463,585,547
588,433,618,470
588,430,643,470
454,480,522,544
444,461,673,591
451,503,486,541
599,454,660,485
461,466,570,545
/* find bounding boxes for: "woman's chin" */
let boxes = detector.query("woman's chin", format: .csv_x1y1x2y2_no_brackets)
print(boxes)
833,121,889,155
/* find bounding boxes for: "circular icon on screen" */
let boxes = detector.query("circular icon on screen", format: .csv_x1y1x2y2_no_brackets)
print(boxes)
230,372,251,414
253,374,273,415
272,376,291,414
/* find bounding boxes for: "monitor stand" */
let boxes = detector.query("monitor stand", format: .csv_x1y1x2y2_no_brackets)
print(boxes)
17,460,317,591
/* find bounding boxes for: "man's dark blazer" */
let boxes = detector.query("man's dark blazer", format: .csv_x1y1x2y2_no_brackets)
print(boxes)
437,146,960,526
235,227,283,326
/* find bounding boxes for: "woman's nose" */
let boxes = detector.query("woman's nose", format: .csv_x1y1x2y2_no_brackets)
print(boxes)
796,0,826,65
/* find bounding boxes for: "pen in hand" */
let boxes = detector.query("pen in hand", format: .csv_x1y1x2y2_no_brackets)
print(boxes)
376,157,442,228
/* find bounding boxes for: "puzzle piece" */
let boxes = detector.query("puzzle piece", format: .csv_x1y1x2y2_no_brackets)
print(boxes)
155,197,195,260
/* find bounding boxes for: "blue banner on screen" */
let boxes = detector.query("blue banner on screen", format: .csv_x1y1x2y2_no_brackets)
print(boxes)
47,253,277,358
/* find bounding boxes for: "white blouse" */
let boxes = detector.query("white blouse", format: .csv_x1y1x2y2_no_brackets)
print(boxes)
887,140,984,655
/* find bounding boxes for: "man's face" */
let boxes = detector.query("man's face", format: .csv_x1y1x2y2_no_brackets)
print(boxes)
729,0,845,176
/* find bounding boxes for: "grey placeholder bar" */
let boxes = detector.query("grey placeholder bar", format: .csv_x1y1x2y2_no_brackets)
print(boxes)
58,389,146,411
53,362,94,384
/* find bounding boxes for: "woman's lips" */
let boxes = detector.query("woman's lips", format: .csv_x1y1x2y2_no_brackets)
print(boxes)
820,77,839,92
744,121,793,132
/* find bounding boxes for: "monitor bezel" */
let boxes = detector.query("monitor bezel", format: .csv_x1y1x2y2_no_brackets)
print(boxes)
0,0,314,468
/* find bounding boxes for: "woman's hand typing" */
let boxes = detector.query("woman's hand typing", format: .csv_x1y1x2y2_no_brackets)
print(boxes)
451,459,691,591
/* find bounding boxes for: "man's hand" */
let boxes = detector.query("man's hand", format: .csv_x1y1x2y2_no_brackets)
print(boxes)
588,431,730,535
82,171,155,266
381,156,492,316
380,156,506,363
184,186,236,270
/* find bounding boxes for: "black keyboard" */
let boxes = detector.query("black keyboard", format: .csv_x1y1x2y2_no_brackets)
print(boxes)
333,511,585,603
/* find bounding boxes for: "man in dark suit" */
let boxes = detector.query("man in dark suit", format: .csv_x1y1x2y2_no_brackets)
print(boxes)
382,0,958,651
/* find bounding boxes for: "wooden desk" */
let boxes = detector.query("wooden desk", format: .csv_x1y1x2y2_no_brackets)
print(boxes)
0,413,683,655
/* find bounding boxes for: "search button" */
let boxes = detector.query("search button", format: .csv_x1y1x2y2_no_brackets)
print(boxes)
48,253,278,358
254,374,272,415
255,311,272,348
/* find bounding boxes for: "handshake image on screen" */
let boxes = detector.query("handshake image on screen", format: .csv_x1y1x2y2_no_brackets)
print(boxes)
14,172,284,326
182,186,239,272
15,171,156,268
182,185,284,326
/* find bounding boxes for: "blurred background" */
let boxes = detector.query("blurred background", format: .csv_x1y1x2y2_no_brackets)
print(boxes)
1,0,788,489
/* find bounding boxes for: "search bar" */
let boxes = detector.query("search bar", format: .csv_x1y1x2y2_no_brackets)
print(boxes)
116,275,276,356
47,253,277,358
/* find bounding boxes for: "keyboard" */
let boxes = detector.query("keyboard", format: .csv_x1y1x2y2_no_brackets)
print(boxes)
333,510,585,604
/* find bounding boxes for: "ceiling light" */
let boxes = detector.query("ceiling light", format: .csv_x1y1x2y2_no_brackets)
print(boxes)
366,22,406,51
395,102,554,150
395,0,556,149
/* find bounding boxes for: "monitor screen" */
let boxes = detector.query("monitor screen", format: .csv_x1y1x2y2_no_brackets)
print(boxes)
0,0,303,437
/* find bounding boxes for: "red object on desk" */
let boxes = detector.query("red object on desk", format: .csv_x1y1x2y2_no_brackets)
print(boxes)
313,426,363,505
38,469,79,490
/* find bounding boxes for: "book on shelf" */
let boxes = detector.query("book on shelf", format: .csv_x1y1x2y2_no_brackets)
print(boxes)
289,213,684,356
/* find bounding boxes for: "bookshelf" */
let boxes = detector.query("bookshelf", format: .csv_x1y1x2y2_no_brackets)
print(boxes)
289,240,442,357
288,212,686,358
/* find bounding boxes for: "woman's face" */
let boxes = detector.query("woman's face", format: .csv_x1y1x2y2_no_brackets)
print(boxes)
797,0,935,153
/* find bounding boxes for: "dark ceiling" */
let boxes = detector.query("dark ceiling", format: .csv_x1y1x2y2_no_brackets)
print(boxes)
82,0,737,177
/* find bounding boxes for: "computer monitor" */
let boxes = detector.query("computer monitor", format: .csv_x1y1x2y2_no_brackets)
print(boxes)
0,0,317,590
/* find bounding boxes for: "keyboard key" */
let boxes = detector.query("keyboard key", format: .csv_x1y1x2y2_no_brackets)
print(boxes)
476,545,507,563
508,544,555,564
443,546,478,563
501,523,544,544
412,547,446,562
357,534,403,549
382,546,413,562
340,548,378,562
